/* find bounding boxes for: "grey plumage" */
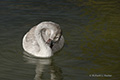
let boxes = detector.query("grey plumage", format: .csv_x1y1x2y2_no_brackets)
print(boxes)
22,21,64,57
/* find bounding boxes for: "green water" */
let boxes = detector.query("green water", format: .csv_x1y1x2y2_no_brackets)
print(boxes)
0,0,120,80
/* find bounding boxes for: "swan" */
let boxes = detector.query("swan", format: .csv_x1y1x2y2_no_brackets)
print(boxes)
22,21,64,58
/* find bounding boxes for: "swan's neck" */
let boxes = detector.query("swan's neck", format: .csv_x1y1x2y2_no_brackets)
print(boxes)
35,26,52,57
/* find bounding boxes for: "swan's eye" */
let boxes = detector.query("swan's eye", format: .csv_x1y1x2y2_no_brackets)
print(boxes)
55,36,59,39
54,35,60,41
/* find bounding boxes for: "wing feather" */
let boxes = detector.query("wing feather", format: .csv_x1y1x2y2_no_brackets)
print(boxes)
52,36,64,53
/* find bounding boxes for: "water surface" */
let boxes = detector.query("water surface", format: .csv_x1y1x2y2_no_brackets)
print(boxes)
0,0,120,80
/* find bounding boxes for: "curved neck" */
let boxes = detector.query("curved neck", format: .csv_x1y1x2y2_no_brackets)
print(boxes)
35,26,48,49
34,25,52,57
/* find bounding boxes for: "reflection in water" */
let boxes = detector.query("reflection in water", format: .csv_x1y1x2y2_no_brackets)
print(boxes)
23,52,62,80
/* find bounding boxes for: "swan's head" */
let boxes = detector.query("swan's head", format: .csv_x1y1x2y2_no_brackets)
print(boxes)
39,21,62,47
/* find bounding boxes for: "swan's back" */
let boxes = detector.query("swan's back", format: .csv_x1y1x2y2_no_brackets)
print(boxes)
23,26,40,54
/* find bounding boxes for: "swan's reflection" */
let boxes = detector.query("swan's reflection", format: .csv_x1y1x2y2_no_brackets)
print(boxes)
23,52,63,80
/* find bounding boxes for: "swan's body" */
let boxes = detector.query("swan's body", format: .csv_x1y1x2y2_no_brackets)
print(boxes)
22,21,64,58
